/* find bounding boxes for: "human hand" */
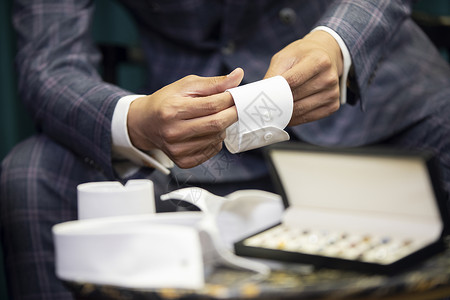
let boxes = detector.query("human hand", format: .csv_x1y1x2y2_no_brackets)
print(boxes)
127,68,244,169
264,30,343,126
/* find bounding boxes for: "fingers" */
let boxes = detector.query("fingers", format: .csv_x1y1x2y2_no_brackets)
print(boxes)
160,106,237,168
128,70,243,169
164,133,225,169
289,103,339,126
264,53,296,80
291,71,339,103
289,91,340,126
282,50,333,88
170,68,242,120
159,106,237,144
184,67,244,97
263,36,342,128
179,91,236,120
184,105,237,138
176,144,223,169
264,40,327,86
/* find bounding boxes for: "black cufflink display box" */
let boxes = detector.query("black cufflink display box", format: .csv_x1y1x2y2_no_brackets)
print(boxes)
234,143,449,274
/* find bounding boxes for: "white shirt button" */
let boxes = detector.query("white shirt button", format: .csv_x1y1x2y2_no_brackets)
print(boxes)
264,132,274,141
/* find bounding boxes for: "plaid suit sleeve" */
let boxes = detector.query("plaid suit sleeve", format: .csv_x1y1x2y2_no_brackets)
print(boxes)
315,0,414,104
13,0,132,178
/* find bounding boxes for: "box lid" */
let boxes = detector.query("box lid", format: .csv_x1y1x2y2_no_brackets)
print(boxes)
264,143,448,239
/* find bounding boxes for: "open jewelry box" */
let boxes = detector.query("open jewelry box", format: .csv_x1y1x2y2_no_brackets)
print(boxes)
234,143,449,273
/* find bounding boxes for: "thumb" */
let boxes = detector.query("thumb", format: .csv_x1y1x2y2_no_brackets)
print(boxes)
188,68,244,96
263,59,291,80
263,46,298,80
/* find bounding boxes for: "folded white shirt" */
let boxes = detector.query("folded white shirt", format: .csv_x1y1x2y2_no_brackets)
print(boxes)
53,186,284,289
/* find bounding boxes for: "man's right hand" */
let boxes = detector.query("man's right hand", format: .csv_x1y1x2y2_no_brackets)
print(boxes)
127,68,244,169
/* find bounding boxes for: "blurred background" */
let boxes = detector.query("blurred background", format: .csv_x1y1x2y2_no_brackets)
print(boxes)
0,0,449,298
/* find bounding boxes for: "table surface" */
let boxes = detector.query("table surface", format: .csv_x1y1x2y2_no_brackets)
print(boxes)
66,240,450,300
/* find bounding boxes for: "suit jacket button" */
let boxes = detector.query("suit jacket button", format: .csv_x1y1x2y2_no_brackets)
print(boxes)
221,41,235,55
279,8,296,25
264,132,274,141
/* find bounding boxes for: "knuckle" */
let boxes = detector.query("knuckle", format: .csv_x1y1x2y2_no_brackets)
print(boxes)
292,88,301,100
294,101,310,114
330,100,340,112
325,99,340,115
203,145,216,158
176,158,193,169
203,143,221,159
202,100,220,113
317,53,333,68
328,86,340,103
292,110,310,125
209,144,222,158
168,146,184,160
270,51,292,69
213,140,223,151
160,127,179,143
313,54,332,74
288,71,305,87
207,118,225,131
167,146,193,168
325,72,339,87
218,130,227,141
183,74,199,83
271,51,282,63
159,106,177,122
173,141,224,169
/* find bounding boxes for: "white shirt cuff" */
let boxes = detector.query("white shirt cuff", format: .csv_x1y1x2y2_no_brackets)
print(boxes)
312,26,352,105
111,95,174,176
224,76,293,153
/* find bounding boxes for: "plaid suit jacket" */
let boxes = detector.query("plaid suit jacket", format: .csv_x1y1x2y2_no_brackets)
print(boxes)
13,0,450,181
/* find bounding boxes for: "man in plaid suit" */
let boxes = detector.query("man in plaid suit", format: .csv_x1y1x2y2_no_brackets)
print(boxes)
2,0,449,298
